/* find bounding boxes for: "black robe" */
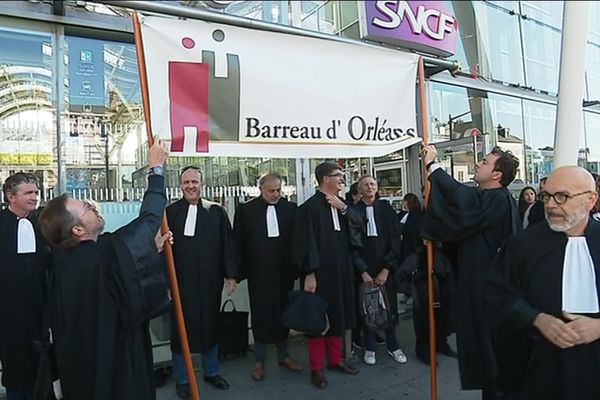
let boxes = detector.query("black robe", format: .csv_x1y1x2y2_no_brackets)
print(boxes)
233,196,296,344
291,191,362,337
166,198,240,353
486,219,600,400
399,209,424,263
351,199,401,321
51,174,168,400
421,168,519,390
0,208,51,393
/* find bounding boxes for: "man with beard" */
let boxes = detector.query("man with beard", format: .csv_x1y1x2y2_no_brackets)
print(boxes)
421,145,520,400
166,166,240,397
486,166,600,400
38,140,170,400
292,161,361,390
233,172,302,381
0,173,51,400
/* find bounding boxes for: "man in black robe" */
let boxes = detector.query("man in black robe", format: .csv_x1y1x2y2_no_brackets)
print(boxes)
0,173,51,400
233,172,302,381
421,145,520,400
487,166,600,400
350,175,407,366
292,161,362,390
166,166,240,396
38,140,171,400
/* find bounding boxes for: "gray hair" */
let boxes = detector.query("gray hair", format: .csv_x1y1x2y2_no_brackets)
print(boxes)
259,172,282,187
2,172,39,198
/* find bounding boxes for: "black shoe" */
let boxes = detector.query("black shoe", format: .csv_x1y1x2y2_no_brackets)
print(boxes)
352,341,363,350
437,343,458,358
203,375,230,390
175,382,190,399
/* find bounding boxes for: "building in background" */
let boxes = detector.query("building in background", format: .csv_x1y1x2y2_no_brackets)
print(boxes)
1,1,599,206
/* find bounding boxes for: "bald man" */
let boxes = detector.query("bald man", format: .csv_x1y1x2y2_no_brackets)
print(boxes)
486,166,600,400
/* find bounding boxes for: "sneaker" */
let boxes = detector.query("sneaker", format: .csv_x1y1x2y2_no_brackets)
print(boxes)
363,350,376,365
387,349,408,364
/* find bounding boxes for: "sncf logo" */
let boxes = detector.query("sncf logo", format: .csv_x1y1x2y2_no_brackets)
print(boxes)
372,0,457,41
168,28,240,153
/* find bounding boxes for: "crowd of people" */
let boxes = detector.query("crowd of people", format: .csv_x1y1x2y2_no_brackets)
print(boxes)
1,141,600,400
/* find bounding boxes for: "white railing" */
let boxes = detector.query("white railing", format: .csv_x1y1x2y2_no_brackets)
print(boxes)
0,185,297,205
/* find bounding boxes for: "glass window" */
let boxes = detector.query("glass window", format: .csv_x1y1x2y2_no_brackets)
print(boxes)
65,36,142,194
589,2,600,45
586,44,600,101
0,28,55,194
429,83,474,142
484,1,519,13
521,20,561,94
584,112,600,164
339,1,358,30
472,2,525,85
520,1,564,29
523,100,556,183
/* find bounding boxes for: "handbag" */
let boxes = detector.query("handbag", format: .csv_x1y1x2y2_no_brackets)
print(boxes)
217,299,249,358
359,283,392,332
281,290,329,336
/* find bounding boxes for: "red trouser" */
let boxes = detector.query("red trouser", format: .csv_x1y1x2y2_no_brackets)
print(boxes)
307,336,342,371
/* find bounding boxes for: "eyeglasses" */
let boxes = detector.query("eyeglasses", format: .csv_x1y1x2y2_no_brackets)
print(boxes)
79,199,98,218
538,191,593,205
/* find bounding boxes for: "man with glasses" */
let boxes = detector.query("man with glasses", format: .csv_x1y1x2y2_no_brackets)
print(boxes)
421,145,520,400
292,161,362,389
0,173,51,400
38,140,170,400
487,166,600,400
166,165,240,396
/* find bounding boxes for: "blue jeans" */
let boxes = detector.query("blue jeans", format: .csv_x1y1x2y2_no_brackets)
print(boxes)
173,345,219,383
363,325,399,352
6,389,32,400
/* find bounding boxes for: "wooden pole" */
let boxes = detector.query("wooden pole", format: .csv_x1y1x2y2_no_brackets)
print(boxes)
132,13,201,400
418,57,438,400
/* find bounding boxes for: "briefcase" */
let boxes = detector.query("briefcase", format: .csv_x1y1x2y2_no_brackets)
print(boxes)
218,299,249,358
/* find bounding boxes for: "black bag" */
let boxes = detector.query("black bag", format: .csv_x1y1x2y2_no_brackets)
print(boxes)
217,299,249,358
281,290,329,336
359,283,392,331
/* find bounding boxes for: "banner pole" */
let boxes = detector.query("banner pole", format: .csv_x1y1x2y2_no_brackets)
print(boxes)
132,13,201,400
418,57,438,400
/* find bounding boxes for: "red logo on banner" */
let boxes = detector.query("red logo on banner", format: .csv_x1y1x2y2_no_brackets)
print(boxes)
169,62,210,153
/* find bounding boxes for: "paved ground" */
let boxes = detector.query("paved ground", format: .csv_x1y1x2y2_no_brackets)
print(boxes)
156,318,480,400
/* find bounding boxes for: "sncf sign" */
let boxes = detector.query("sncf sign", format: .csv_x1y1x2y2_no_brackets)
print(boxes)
359,0,458,57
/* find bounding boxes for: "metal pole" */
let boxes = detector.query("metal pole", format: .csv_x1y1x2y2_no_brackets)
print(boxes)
418,57,438,400
55,24,67,194
554,1,590,167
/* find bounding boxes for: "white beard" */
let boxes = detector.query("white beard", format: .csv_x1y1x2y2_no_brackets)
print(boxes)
546,206,588,232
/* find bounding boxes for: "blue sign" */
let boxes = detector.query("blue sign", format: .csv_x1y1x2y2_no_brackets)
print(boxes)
68,37,105,107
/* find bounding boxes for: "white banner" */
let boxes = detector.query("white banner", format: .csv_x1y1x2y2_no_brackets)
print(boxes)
139,15,420,158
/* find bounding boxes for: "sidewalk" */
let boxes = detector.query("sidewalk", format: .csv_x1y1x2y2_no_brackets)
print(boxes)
156,317,480,400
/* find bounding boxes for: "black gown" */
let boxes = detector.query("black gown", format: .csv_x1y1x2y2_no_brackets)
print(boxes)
351,199,401,321
486,219,600,400
421,168,519,390
233,196,296,344
0,208,51,393
291,191,362,337
166,198,240,353
51,174,168,400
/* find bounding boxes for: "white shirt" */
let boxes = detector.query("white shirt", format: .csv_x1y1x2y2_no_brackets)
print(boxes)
330,206,341,231
266,205,280,237
562,237,600,313
17,217,36,254
183,204,197,237
366,205,378,237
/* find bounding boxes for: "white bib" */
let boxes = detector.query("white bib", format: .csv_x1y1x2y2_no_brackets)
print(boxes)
562,237,599,313
17,218,36,254
183,204,197,237
366,206,378,237
266,205,280,238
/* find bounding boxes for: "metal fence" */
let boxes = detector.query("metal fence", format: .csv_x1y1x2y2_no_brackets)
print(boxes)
0,185,297,205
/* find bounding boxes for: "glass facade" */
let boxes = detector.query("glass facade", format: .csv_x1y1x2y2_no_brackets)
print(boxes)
1,0,600,202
